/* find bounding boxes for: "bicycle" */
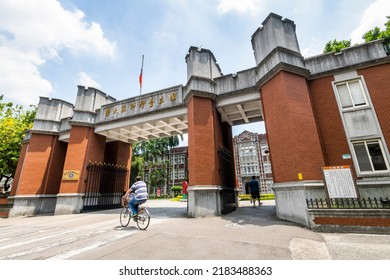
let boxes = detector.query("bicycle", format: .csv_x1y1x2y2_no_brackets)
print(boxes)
120,198,150,230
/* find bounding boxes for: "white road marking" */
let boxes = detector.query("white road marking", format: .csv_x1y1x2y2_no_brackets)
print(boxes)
46,230,137,260
225,223,245,229
0,229,79,251
0,228,108,259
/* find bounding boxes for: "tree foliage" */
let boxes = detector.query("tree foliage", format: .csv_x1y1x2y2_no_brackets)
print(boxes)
323,16,390,53
131,135,180,192
362,16,390,42
323,39,351,53
0,95,36,175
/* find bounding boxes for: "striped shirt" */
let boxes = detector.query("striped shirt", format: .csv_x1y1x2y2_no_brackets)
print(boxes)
130,180,148,201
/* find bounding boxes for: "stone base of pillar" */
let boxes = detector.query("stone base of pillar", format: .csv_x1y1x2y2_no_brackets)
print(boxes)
9,195,57,217
187,186,222,217
54,193,84,215
272,180,325,226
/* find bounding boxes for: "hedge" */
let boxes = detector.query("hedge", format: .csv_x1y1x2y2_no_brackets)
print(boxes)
238,194,275,201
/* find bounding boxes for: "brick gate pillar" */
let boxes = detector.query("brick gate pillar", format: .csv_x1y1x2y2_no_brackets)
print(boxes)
187,96,221,217
251,14,325,182
261,71,325,182
184,46,236,217
10,98,73,217
251,13,326,225
54,86,115,215
55,126,106,214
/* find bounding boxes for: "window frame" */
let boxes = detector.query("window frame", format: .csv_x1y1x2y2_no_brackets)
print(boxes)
333,78,369,111
351,139,390,175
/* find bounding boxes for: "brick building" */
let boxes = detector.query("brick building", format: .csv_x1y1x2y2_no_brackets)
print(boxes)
233,131,273,194
143,146,188,196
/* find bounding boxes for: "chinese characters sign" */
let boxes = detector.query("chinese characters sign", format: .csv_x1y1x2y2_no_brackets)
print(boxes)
322,166,358,198
101,87,182,121
62,170,80,181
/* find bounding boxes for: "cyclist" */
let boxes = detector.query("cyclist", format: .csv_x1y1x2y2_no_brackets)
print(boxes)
123,175,148,217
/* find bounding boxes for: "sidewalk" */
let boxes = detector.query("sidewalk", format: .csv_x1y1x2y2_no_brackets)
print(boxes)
103,199,390,260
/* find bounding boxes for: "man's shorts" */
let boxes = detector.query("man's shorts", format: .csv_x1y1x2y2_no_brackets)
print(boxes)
251,192,260,199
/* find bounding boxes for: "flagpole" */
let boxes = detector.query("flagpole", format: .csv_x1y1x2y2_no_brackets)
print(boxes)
139,54,144,95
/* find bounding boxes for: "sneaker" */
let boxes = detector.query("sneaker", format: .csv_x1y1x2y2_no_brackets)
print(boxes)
131,213,138,218
259,202,263,206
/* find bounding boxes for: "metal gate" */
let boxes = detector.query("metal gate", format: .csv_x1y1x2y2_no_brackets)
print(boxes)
83,161,128,210
218,146,237,214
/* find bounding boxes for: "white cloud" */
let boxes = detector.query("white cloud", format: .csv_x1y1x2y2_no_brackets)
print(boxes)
78,72,102,89
216,0,266,16
350,0,390,44
0,0,116,105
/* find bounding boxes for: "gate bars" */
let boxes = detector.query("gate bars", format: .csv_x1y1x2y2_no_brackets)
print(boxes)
84,161,128,210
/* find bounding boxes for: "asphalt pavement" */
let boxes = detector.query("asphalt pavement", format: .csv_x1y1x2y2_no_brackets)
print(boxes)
0,199,390,260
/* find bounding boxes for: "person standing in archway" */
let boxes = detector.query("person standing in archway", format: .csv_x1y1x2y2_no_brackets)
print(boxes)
249,176,262,207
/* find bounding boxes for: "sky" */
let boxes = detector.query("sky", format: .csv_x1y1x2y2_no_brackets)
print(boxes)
1,0,389,138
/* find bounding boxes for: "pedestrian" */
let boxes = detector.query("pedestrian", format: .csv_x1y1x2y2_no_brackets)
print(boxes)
245,181,252,203
249,176,262,207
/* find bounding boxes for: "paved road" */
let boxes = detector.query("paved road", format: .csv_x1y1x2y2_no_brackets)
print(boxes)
0,199,389,260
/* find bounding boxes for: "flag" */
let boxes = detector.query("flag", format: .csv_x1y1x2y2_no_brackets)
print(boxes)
139,68,143,87
139,55,144,95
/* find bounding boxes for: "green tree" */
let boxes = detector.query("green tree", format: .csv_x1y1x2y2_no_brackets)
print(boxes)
0,95,36,175
323,39,351,53
130,155,144,186
324,16,390,54
363,16,390,42
148,162,168,195
132,135,180,194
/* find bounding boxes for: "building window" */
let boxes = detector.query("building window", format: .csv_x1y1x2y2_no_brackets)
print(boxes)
352,140,389,173
335,79,368,110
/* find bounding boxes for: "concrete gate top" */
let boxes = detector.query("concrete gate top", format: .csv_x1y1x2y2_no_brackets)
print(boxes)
29,13,311,144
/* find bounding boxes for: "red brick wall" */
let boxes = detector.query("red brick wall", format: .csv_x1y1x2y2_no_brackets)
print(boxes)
261,71,325,182
14,134,64,195
104,141,132,168
104,141,132,191
11,142,29,197
314,216,390,226
309,76,353,169
59,126,106,194
358,64,390,152
188,96,219,186
39,140,67,195
309,64,390,178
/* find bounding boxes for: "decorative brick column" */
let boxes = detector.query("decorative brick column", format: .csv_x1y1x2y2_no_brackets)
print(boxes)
9,134,68,216
9,97,73,217
185,46,238,217
261,71,325,183
55,125,106,214
251,13,326,225
187,96,222,217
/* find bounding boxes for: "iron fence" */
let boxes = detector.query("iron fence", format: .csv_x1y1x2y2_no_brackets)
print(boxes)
83,161,128,210
306,197,390,209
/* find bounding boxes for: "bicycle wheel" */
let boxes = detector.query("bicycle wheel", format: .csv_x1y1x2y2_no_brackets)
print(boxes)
120,206,131,227
136,207,150,230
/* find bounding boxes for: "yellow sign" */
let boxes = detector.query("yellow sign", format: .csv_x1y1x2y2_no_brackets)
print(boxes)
62,170,80,181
